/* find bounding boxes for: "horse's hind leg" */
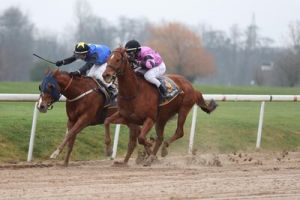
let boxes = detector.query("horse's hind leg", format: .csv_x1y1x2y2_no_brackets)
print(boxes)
161,107,190,157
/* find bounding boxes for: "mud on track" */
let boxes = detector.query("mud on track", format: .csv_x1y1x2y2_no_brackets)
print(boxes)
0,151,300,200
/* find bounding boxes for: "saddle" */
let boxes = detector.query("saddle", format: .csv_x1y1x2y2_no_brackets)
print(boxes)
89,77,117,108
135,71,182,106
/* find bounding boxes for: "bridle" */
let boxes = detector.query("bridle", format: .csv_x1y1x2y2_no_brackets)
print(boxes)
39,71,97,109
106,50,128,76
106,49,140,101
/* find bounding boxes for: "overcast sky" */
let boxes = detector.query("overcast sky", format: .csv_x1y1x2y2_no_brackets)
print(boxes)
1,0,300,46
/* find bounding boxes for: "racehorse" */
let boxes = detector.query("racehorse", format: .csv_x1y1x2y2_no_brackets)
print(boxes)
102,47,217,165
37,69,118,166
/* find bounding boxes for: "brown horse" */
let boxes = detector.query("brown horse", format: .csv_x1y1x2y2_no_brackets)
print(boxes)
37,69,118,166
102,47,217,165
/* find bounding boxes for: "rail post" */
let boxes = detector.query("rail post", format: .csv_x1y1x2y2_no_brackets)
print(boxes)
256,101,266,148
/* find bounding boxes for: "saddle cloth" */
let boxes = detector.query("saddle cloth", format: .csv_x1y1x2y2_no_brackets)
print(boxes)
157,76,182,106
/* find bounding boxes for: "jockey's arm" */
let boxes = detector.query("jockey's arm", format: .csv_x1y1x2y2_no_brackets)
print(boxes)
78,54,97,75
142,55,155,69
62,55,77,65
78,62,93,75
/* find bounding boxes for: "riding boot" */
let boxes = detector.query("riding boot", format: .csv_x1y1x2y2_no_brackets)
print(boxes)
158,84,169,98
108,84,118,99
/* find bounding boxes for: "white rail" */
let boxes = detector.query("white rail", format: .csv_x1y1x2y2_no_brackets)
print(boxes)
1,94,299,102
0,94,299,161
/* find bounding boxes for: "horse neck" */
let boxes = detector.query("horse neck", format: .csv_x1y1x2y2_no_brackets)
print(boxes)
117,63,139,98
55,73,88,100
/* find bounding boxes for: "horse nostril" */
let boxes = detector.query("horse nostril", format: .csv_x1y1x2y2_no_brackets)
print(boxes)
40,105,45,109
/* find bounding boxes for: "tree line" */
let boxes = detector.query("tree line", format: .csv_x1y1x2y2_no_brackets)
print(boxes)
0,3,299,86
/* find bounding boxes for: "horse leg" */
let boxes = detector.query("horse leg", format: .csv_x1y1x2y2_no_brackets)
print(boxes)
152,120,167,155
104,123,112,157
142,120,168,166
104,111,126,157
50,117,88,161
63,134,77,167
162,107,190,157
138,117,155,155
50,120,72,159
113,124,140,166
123,124,140,163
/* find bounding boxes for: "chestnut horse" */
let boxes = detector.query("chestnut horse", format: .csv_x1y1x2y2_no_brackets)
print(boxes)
37,69,118,166
102,47,217,165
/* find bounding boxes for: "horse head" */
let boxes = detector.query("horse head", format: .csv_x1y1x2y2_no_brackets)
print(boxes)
37,69,62,113
103,47,129,83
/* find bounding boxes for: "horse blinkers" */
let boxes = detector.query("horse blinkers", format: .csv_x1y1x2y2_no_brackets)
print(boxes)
37,76,61,112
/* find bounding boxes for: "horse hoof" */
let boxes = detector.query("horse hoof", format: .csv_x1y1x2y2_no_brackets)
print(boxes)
50,149,60,159
143,155,157,167
106,148,113,157
113,161,128,167
143,160,152,167
137,136,145,145
135,150,147,165
161,146,168,157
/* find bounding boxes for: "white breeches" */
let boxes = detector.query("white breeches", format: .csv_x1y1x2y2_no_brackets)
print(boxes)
144,62,166,87
87,63,111,86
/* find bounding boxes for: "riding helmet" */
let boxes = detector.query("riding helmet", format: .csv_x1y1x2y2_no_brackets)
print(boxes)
74,42,90,54
125,40,141,52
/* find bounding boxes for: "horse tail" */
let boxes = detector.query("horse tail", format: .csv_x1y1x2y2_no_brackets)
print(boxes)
195,91,218,114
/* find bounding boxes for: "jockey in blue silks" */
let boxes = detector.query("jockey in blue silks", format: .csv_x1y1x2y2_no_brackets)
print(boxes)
55,42,117,97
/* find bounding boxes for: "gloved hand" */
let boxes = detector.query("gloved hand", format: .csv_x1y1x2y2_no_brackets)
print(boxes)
55,60,63,67
69,71,81,76
128,56,137,63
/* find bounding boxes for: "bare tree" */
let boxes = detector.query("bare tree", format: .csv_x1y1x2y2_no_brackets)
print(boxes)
0,7,34,81
73,0,116,48
274,21,300,86
116,16,150,45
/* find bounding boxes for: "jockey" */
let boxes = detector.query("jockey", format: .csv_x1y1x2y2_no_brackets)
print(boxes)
125,40,170,98
55,42,117,98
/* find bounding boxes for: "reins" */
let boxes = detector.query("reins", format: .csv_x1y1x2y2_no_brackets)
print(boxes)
53,70,98,103
67,88,97,102
61,75,73,93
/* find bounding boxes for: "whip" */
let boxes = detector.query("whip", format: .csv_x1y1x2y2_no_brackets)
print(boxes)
33,53,56,65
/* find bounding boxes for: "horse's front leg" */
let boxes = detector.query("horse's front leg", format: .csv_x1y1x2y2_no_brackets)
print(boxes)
50,127,70,159
122,124,140,163
138,117,155,155
50,117,88,166
104,111,126,157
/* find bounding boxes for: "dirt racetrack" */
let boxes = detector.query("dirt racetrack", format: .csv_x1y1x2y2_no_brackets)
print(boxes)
0,151,300,200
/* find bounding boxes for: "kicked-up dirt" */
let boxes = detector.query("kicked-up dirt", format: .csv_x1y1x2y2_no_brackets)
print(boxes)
0,151,300,200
